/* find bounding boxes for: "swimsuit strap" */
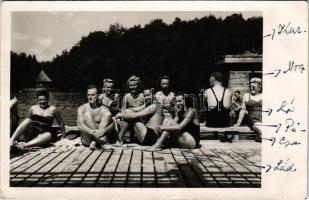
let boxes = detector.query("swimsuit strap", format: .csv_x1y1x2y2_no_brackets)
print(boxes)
210,87,219,103
221,88,226,102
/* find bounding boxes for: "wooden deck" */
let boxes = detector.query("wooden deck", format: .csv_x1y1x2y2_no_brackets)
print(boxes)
10,141,261,188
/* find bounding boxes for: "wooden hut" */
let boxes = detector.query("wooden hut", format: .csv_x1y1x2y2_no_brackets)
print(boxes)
214,53,262,94
34,70,52,89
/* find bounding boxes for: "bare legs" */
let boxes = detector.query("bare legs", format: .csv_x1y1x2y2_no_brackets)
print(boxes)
10,118,52,149
117,120,129,144
148,119,196,151
253,122,262,141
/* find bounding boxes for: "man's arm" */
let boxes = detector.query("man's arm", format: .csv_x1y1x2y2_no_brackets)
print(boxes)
121,94,127,111
54,108,66,138
162,109,195,131
77,105,95,135
129,104,146,112
234,93,248,126
26,106,33,119
116,104,157,119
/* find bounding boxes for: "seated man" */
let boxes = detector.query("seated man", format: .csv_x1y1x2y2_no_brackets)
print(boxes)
147,93,200,151
204,72,232,127
115,97,164,146
77,84,117,149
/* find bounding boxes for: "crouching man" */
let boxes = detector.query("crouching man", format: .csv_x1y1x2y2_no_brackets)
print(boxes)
77,84,117,149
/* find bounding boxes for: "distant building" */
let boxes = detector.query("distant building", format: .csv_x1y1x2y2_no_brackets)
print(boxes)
214,53,262,94
35,70,52,89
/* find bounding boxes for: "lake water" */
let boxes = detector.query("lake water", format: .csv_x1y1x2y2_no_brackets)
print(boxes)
16,91,87,126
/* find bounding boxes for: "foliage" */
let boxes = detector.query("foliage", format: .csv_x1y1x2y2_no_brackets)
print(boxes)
11,14,262,93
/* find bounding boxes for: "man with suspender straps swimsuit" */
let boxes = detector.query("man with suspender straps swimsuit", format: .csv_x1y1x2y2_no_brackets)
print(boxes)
204,72,233,128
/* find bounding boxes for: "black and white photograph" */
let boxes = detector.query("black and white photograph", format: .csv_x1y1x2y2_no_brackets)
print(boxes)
8,10,264,188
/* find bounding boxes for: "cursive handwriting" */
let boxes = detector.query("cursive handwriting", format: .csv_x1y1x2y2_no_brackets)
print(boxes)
263,136,301,147
277,98,295,114
264,22,306,40
264,60,305,78
264,159,297,173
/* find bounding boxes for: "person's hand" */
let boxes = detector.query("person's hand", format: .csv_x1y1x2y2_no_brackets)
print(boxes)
115,112,124,119
154,126,163,133
93,129,104,138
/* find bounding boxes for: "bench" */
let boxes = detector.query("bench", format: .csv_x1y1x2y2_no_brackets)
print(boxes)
200,126,257,141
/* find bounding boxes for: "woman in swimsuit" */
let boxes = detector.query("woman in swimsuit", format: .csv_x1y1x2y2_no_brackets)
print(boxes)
147,93,200,151
10,90,65,150
155,75,175,120
234,78,262,141
117,75,146,144
100,79,120,116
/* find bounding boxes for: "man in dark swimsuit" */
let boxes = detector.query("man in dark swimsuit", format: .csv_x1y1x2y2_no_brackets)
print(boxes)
204,72,232,127
115,97,164,146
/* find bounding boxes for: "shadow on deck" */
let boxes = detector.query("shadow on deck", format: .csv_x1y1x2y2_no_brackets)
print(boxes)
10,141,261,188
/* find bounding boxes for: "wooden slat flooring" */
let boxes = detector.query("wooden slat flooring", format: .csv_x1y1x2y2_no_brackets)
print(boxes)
10,141,261,188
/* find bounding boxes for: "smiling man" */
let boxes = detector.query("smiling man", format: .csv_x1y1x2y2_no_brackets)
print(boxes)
77,84,117,149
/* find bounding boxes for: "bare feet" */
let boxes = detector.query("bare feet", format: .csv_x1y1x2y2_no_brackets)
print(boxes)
11,143,26,152
89,141,97,150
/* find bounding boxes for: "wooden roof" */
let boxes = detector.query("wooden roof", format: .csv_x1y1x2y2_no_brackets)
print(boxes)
215,54,262,66
35,70,52,83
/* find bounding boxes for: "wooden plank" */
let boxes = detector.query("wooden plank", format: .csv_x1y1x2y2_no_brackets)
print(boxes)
224,149,261,173
58,148,92,187
181,149,213,187
153,151,171,187
39,148,87,187
80,150,112,187
212,149,254,187
11,153,51,174
10,153,40,171
65,150,102,187
191,149,220,187
110,149,132,187
96,149,122,187
200,149,236,187
10,152,31,164
126,149,142,187
10,152,61,186
141,151,156,187
171,148,203,187
162,149,186,187
21,150,75,187
200,126,252,133
34,148,84,187
232,149,261,169
223,149,261,187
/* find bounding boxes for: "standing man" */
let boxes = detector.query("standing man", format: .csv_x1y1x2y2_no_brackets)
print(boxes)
77,84,117,149
204,72,232,127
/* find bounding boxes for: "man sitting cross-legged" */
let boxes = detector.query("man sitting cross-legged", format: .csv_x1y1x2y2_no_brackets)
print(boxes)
115,97,164,146
77,84,117,150
146,93,200,151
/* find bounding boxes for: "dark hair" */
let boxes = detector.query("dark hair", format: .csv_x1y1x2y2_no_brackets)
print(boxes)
36,89,49,100
211,72,223,83
175,92,195,108
234,90,240,94
87,84,100,93
158,75,170,86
